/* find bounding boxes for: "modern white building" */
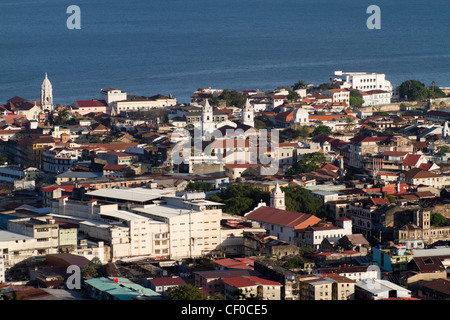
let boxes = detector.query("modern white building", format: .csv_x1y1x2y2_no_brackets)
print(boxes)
0,229,37,268
50,187,224,261
322,89,350,105
131,192,223,260
359,90,391,106
355,279,412,300
104,87,178,116
7,217,60,255
334,71,393,97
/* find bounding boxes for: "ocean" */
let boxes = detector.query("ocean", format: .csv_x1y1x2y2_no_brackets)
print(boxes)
0,0,449,105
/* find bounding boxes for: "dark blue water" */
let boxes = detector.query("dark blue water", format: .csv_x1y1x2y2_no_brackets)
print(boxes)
0,0,449,105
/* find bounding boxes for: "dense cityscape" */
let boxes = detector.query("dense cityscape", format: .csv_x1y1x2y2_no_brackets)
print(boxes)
0,70,449,303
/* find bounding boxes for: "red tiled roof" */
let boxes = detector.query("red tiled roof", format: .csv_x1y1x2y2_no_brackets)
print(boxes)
222,276,281,288
214,258,253,270
103,164,127,171
74,99,108,108
41,184,90,193
245,206,321,229
402,154,422,166
370,198,389,206
148,277,186,287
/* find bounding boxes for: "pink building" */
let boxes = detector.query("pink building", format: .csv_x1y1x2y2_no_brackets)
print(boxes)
72,99,110,115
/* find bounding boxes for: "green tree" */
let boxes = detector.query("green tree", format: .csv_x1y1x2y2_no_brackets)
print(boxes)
349,90,364,107
185,182,215,192
167,284,207,300
398,80,444,101
287,90,300,102
254,118,267,129
219,89,246,108
292,80,306,91
284,256,306,269
209,184,270,216
282,186,325,217
437,145,450,155
312,124,333,137
81,257,103,278
287,152,326,175
53,108,71,125
431,213,447,227
344,116,355,131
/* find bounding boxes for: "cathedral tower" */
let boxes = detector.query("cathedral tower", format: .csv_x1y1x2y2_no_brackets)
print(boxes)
270,182,286,210
241,99,254,127
41,73,53,112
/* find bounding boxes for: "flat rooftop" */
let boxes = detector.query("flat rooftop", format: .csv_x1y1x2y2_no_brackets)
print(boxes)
86,187,171,203
132,205,193,219
0,229,34,242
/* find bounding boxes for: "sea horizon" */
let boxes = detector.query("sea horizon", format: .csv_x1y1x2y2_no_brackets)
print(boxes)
0,0,449,105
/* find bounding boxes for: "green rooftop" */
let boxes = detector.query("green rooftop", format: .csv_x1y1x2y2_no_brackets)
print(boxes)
85,277,159,300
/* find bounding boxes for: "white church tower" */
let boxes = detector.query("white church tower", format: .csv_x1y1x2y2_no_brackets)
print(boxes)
201,99,215,136
41,73,54,112
270,182,286,210
241,99,254,127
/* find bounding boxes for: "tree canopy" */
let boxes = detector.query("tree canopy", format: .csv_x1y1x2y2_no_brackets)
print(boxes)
209,184,270,216
350,90,364,107
287,152,326,175
292,80,306,91
431,212,447,227
282,186,325,217
167,284,207,300
218,89,247,108
312,124,333,137
81,257,103,278
399,80,446,101
185,182,215,192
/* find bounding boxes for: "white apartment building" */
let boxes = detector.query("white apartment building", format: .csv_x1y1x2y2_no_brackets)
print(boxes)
51,197,169,261
359,90,391,106
131,193,223,259
0,230,37,268
334,71,393,96
102,88,178,116
7,217,60,255
50,187,224,261
322,89,350,105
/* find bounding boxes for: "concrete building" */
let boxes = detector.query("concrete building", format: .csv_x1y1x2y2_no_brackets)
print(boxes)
334,71,393,96
355,279,412,300
298,274,355,300
294,219,353,250
0,229,37,267
7,217,59,255
51,187,224,261
222,275,282,300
